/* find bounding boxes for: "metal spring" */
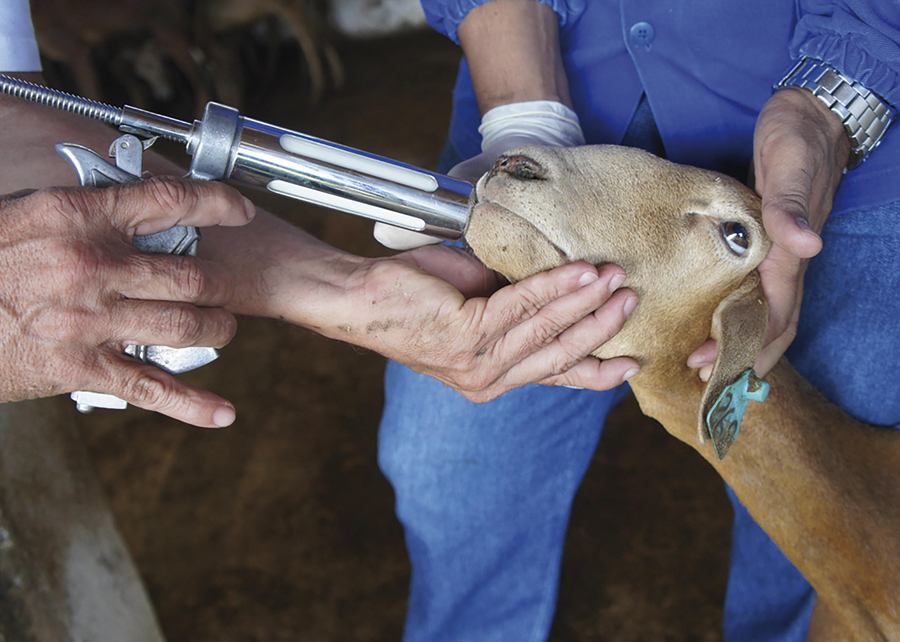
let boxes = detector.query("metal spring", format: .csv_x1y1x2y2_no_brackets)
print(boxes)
0,74,123,126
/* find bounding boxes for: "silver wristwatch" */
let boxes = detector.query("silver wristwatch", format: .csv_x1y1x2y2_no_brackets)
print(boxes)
775,56,895,170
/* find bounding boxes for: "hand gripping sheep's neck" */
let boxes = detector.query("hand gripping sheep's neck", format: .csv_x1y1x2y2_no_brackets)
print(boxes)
465,145,900,642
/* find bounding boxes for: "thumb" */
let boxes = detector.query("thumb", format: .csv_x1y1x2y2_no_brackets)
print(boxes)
761,200,823,261
373,223,443,251
757,164,823,260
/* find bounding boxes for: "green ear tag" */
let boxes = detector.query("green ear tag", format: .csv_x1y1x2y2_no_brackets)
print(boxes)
706,369,769,461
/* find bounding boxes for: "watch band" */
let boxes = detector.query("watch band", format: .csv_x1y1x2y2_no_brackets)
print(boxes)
775,56,894,170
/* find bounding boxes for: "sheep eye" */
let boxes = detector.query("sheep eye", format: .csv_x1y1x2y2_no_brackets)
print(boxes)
721,221,749,254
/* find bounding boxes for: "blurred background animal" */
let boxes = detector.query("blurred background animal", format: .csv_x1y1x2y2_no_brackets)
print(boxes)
30,0,427,115
30,0,211,114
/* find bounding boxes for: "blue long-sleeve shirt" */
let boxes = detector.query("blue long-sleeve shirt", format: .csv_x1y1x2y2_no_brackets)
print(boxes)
423,0,900,215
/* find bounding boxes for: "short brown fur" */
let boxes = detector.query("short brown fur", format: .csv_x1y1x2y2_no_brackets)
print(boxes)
466,144,900,641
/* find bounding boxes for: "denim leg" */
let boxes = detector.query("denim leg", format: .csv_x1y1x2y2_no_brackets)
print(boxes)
723,200,900,641
379,96,661,641
379,363,628,642
723,489,817,642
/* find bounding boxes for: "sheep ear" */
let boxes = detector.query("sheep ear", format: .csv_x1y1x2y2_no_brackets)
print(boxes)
697,271,769,459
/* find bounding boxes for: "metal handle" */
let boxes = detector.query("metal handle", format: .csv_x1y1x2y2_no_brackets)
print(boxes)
58,137,218,413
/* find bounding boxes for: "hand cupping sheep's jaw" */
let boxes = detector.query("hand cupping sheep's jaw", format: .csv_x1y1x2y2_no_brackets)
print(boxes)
462,144,773,374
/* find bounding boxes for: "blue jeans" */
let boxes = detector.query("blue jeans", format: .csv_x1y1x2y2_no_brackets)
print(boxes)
379,375,630,641
379,95,900,640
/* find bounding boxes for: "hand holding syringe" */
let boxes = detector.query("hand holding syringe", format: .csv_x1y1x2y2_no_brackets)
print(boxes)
0,74,473,412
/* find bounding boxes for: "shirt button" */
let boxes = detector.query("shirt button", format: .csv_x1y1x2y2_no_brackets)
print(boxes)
629,21,656,47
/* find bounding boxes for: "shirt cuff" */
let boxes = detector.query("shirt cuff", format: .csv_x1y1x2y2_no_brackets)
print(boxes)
421,0,586,44
791,12,900,109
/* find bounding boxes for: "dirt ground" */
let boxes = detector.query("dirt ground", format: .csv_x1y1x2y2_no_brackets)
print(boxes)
75,30,733,642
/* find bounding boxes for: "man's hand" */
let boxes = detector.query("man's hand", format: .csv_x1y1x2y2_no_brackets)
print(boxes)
0,176,256,427
689,87,849,378
340,245,639,400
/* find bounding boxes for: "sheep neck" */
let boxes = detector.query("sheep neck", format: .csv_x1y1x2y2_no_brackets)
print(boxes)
630,358,900,640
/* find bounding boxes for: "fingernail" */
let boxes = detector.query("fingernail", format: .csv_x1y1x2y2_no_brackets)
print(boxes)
609,272,626,292
623,293,638,317
623,366,640,381
578,271,599,287
213,405,236,427
242,196,257,220
794,217,817,235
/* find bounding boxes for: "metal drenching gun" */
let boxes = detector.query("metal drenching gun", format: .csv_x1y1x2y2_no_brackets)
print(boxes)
0,74,473,413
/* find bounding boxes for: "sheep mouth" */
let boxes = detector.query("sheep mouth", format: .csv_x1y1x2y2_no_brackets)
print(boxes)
463,199,575,282
535,233,569,261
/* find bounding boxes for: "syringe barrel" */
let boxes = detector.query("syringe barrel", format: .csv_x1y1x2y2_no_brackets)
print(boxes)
186,103,471,240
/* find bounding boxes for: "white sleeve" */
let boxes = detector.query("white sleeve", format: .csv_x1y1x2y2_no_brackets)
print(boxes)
0,0,42,72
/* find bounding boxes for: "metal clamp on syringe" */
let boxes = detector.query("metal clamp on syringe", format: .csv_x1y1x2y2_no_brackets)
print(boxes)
0,74,472,240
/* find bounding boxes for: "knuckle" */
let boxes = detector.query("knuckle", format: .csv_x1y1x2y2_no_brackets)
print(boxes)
57,241,107,289
28,249,109,320
57,309,96,344
548,342,583,376
146,176,195,214
507,283,545,322
34,188,92,231
529,312,567,348
360,259,409,302
168,305,205,345
769,191,810,217
446,361,492,395
33,306,79,344
173,257,209,301
461,388,495,404
120,367,170,407
457,372,486,393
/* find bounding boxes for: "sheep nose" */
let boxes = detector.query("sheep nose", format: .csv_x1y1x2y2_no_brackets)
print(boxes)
490,154,546,181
